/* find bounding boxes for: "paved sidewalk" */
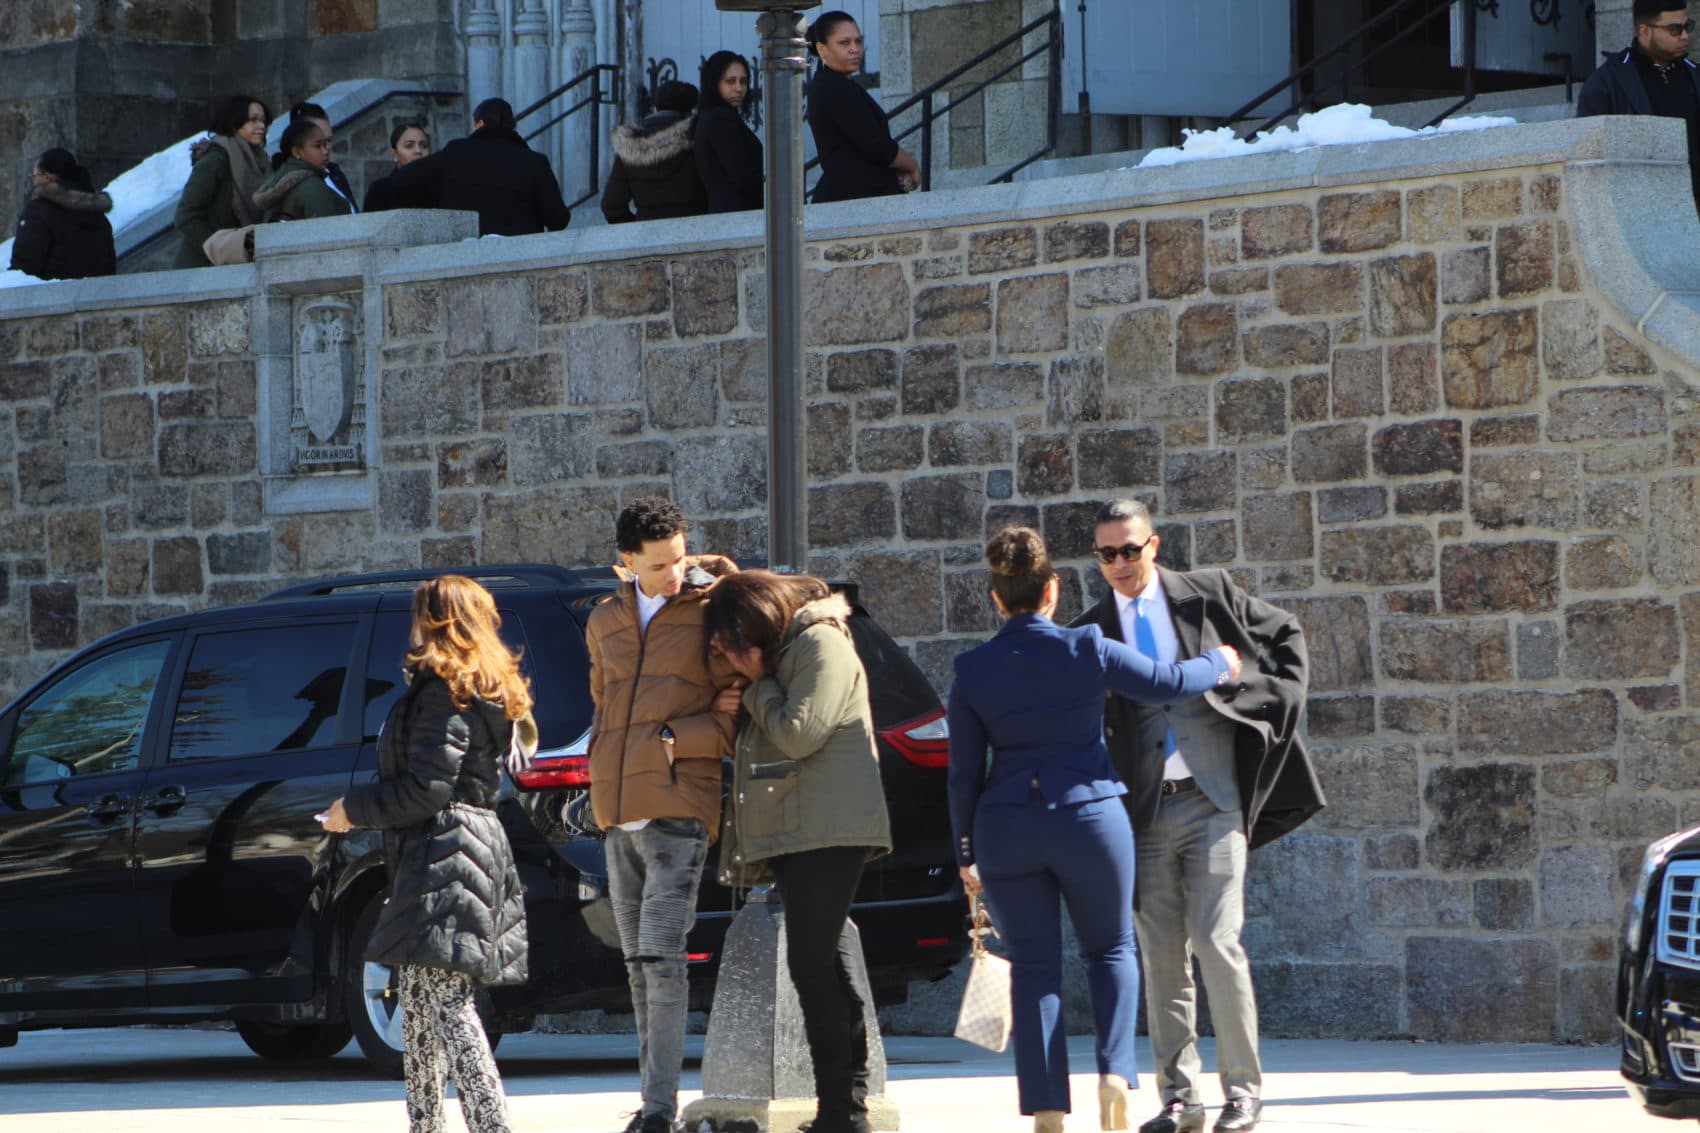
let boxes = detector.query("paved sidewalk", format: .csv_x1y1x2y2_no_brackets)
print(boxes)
0,1026,1677,1133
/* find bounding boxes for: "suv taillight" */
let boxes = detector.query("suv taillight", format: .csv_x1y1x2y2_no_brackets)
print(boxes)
880,708,949,768
511,729,592,790
513,755,590,790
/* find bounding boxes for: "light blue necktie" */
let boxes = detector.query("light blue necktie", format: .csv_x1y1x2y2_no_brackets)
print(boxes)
1132,598,1181,761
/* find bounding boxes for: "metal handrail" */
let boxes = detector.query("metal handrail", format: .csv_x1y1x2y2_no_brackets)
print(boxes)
805,6,1063,193
513,63,623,211
1224,0,1477,133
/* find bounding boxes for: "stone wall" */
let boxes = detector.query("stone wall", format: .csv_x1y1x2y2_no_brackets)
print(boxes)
3,117,1698,1042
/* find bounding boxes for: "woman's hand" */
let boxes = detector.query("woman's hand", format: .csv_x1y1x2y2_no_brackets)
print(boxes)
713,678,748,715
318,797,353,833
1213,645,1242,683
892,147,920,191
959,864,983,896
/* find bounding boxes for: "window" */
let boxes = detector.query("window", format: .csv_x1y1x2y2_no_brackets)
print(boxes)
170,624,357,762
3,639,172,787
363,610,533,740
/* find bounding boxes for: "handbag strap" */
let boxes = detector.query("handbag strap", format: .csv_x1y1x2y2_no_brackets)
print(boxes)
967,893,1000,959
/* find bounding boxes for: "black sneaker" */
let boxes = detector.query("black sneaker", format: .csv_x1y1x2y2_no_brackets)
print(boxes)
621,1112,676,1133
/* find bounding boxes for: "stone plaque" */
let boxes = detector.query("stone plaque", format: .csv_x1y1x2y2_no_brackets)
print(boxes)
292,296,366,471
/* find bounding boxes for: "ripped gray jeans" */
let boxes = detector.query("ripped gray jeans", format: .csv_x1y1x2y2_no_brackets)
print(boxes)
606,817,710,1120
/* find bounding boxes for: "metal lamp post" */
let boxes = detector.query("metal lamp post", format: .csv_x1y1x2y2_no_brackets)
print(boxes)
718,0,819,572
678,18,902,1133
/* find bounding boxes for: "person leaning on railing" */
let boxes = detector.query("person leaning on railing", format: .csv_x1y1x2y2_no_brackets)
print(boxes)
805,10,919,203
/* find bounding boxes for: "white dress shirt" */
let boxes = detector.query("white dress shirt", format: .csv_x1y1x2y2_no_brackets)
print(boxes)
1113,574,1194,782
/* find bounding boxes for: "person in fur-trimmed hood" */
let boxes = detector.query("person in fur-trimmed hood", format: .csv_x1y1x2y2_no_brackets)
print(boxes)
10,148,116,280
706,570,891,1133
600,80,710,224
254,119,357,222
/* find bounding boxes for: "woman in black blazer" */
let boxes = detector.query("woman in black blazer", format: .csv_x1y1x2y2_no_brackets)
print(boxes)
805,11,919,203
696,51,765,213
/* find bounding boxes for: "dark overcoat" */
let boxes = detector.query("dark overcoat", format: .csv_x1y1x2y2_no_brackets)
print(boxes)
1078,567,1325,849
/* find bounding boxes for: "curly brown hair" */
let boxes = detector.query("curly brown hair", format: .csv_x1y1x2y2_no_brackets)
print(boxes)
404,575,534,720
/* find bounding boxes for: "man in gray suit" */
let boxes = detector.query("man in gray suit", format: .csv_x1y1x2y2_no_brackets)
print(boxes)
1075,500,1323,1133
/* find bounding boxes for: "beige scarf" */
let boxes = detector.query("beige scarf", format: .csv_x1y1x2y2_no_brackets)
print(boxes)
212,135,269,226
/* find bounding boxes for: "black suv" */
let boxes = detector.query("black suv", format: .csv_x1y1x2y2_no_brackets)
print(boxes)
1619,824,1700,1119
0,565,966,1075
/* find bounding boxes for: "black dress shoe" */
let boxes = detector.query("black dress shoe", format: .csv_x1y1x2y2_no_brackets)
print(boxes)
1213,1098,1262,1132
1139,1101,1206,1133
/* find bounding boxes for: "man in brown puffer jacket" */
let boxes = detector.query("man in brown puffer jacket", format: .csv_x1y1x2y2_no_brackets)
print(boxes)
585,496,742,1133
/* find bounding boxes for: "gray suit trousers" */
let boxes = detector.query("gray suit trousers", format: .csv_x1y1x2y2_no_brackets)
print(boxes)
1133,784,1261,1103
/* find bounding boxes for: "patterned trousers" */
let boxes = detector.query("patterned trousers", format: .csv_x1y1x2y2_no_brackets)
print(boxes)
399,964,511,1133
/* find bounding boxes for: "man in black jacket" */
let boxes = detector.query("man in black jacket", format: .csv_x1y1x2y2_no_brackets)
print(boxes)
1577,0,1700,209
1073,499,1323,1133
393,97,571,236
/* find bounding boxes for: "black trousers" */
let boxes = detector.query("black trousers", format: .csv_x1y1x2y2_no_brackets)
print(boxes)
771,846,871,1124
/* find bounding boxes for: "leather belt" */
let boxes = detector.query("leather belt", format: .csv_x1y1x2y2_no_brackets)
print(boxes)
1160,777,1196,796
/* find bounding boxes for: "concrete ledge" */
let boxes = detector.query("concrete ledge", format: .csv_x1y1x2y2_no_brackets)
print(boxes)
0,264,256,316
377,116,1627,286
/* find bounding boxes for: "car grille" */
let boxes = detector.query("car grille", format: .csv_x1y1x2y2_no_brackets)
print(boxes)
1657,862,1700,971
1672,1043,1700,1083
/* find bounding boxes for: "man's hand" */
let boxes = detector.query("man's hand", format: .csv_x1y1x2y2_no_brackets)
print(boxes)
959,864,983,896
713,678,748,715
687,553,739,579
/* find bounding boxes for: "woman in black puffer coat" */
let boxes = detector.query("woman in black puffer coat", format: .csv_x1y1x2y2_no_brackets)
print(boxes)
322,575,534,1133
9,148,116,280
601,80,709,223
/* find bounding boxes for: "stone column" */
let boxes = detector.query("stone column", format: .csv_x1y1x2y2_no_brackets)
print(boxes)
512,0,551,123
560,0,598,204
1593,0,1632,60
465,0,504,108
622,0,644,122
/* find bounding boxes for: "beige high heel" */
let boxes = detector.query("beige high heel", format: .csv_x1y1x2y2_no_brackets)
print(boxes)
1035,1110,1066,1133
1098,1075,1129,1131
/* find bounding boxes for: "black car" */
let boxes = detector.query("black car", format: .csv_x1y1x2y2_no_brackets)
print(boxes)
0,564,967,1075
1619,824,1700,1119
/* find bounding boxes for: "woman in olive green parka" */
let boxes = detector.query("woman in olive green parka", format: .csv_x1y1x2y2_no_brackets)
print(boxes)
254,119,357,223
172,94,272,269
706,571,890,1133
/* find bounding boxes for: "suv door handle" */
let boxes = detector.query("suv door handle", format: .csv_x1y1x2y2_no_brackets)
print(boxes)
142,785,188,815
87,795,130,823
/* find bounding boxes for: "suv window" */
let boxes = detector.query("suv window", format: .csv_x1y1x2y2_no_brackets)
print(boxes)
2,639,173,787
363,610,532,740
170,623,357,762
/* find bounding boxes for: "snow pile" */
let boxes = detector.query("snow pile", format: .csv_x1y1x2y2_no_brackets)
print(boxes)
1136,103,1518,168
1,130,205,290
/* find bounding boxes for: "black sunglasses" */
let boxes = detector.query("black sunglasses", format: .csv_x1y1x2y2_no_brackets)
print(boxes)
1650,18,1696,33
1092,536,1155,565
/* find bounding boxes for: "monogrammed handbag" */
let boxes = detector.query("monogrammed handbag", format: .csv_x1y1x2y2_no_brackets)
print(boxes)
953,894,1012,1051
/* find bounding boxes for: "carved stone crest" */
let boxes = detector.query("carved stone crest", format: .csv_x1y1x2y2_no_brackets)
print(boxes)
291,296,367,471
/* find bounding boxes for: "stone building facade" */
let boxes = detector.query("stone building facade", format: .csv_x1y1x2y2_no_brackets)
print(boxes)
2,116,1696,1042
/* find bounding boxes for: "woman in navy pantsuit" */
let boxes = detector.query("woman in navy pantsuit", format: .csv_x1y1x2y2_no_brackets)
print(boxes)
948,528,1239,1133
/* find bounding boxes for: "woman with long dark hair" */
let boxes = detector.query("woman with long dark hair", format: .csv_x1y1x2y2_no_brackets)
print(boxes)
696,50,764,213
804,11,918,202
172,94,271,268
320,575,533,1133
948,528,1239,1133
9,148,115,280
706,570,891,1133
